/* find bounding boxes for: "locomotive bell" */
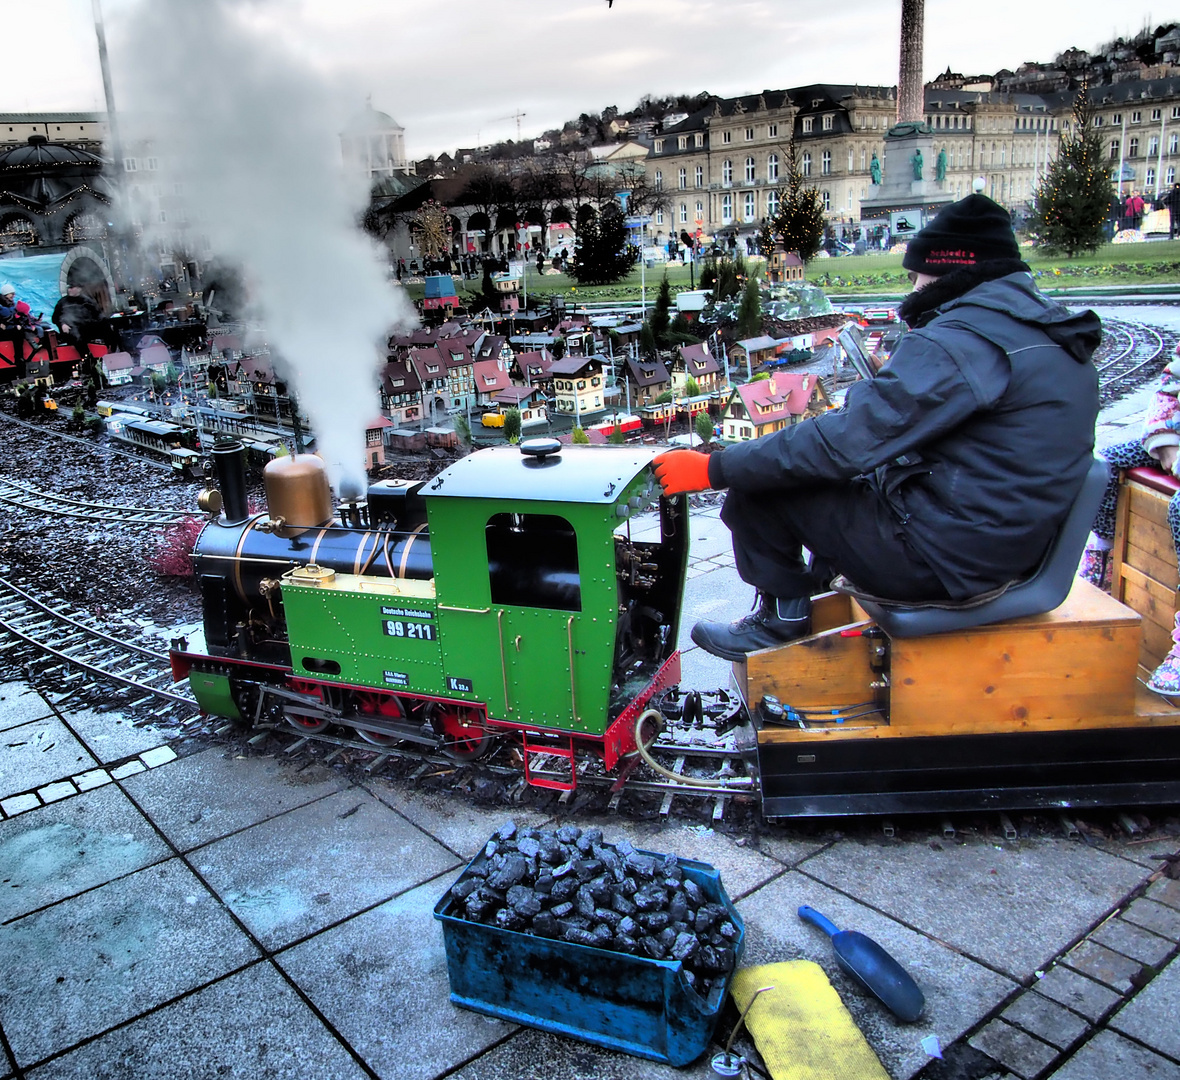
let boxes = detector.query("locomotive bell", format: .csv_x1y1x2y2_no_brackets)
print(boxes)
263,454,333,537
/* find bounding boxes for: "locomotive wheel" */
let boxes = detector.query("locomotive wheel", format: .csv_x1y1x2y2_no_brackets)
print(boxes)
353,691,408,747
283,707,330,734
432,704,492,761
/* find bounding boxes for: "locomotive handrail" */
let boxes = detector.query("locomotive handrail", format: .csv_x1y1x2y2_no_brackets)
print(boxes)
567,615,580,725
437,604,492,613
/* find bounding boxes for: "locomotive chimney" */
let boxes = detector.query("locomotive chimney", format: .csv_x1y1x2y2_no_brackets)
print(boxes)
212,437,250,524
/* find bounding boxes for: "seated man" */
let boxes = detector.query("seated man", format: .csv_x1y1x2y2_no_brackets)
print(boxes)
653,193,1102,660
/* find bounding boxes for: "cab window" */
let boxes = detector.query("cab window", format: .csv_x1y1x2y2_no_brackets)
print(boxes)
486,513,581,611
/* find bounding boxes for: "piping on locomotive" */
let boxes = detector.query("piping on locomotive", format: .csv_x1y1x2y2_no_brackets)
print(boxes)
169,437,695,787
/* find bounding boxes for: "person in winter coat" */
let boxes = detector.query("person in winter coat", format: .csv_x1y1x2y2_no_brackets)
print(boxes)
52,283,103,357
1164,182,1180,239
1081,345,1180,693
651,193,1102,660
1124,190,1146,231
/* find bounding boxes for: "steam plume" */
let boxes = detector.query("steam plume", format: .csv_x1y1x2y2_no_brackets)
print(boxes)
111,0,417,495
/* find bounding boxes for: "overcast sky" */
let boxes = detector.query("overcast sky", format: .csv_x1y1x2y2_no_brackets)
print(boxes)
4,0,1169,160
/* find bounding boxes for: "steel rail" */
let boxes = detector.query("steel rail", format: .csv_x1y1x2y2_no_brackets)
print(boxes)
0,477,191,525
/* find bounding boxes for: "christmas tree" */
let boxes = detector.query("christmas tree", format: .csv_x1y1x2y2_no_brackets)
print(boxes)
760,137,825,263
1029,86,1112,256
570,202,635,285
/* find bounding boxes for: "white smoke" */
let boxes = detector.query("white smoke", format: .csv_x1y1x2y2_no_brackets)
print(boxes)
111,0,417,497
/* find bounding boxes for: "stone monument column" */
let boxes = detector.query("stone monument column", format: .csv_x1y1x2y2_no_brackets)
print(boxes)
859,0,952,235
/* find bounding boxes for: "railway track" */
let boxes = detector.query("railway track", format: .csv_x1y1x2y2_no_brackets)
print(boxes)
0,476,193,525
0,410,176,471
0,576,196,720
1095,318,1178,405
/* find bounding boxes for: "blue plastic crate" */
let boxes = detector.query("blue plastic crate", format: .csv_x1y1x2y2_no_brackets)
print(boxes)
433,847,744,1066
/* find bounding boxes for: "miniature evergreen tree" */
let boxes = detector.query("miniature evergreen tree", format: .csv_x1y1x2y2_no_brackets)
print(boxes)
503,407,522,444
1029,86,1112,256
571,425,590,444
453,412,472,449
762,137,825,262
639,322,657,358
737,277,762,338
685,376,701,397
649,277,672,347
694,410,715,445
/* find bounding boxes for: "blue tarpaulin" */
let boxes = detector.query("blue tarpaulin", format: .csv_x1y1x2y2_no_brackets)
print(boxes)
0,253,71,322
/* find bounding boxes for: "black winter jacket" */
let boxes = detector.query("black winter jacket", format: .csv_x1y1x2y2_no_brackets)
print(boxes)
708,273,1101,599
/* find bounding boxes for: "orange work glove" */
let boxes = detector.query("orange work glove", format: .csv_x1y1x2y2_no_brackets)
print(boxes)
652,450,712,497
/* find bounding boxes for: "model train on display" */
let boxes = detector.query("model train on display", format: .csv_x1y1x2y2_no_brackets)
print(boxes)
169,438,1180,818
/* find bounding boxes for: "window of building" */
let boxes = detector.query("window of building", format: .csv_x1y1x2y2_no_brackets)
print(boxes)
802,152,811,176
768,123,778,137
821,150,831,174
654,208,664,225
654,170,663,190
678,136,687,149
767,153,778,181
802,117,813,133
722,131,732,144
123,157,137,171
680,203,688,223
695,200,704,222
1147,167,1156,188
1132,111,1142,124
848,148,854,170
744,192,755,221
745,156,755,182
1173,106,1180,120
486,513,580,612
1171,134,1179,155
1110,139,1121,159
678,168,687,189
1168,166,1176,185
1150,136,1160,157
1113,113,1122,125
722,159,732,184
694,133,703,147
821,190,830,211
1152,108,1162,121
766,190,780,216
1130,137,1139,157
695,165,703,187
654,139,663,153
721,193,733,222
822,114,833,131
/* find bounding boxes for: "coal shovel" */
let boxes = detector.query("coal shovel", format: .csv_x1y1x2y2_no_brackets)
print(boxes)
798,905,925,1022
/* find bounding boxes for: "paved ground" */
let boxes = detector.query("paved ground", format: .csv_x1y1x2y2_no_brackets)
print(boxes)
1,374,1177,1079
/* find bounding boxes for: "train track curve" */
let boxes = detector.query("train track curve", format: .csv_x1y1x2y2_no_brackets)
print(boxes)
1095,318,1179,406
0,476,193,525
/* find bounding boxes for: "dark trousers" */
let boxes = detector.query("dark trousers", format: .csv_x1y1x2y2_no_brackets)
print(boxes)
720,481,953,603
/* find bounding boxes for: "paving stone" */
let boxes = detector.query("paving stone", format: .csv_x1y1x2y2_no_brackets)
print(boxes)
800,836,1148,979
36,781,75,803
277,879,514,1080
110,760,146,779
1122,897,1180,942
369,780,552,860
71,768,111,791
444,1026,718,1080
1062,939,1146,993
1032,965,1122,1022
1110,955,1180,1060
1090,916,1176,967
0,793,39,817
1147,876,1180,912
677,563,754,654
0,782,171,923
23,962,368,1080
1001,992,1090,1050
192,787,459,950
735,870,1014,1080
138,745,177,768
969,1019,1060,1079
1045,1029,1180,1080
748,824,833,869
120,747,347,851
55,705,170,763
0,719,96,799
0,859,259,1067
0,682,52,732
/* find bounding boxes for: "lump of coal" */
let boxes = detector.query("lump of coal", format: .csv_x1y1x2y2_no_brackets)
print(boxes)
487,856,528,890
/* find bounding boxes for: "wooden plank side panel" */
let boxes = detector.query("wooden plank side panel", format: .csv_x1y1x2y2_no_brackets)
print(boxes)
1126,515,1177,568
1121,573,1177,633
1111,468,1133,586
1140,616,1175,672
811,591,854,635
889,619,1139,730
1128,482,1173,531
1122,540,1179,593
742,626,875,710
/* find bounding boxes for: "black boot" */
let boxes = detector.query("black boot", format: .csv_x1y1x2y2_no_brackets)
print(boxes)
690,594,812,661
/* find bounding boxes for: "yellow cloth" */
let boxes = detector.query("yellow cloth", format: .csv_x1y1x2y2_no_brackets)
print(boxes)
729,961,889,1080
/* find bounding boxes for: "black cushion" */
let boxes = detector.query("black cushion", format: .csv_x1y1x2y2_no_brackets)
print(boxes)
854,456,1111,637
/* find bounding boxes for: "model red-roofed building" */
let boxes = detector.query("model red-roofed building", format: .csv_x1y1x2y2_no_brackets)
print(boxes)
720,372,831,441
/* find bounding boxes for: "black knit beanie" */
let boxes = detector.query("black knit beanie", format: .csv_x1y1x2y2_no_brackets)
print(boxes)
902,193,1020,274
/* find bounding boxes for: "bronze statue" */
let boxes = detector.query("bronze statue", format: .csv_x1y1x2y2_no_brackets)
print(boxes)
936,148,947,182
911,148,924,181
870,152,882,185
